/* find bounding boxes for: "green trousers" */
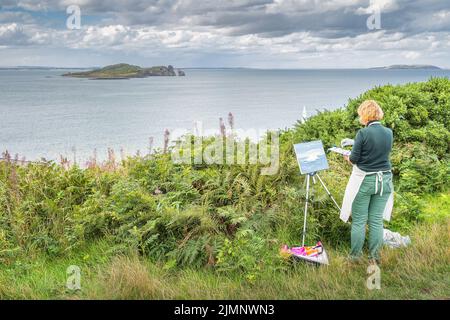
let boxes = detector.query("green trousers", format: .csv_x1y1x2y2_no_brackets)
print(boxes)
350,172,392,261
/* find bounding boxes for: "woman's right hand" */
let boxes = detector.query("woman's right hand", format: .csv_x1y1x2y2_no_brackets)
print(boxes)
343,155,352,165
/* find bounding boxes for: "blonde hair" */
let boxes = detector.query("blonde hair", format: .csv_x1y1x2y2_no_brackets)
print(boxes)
357,100,384,124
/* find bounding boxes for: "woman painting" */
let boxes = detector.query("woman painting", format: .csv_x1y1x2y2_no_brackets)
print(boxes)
341,100,394,265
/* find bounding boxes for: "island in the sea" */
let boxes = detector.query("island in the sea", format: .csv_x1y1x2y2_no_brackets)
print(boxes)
370,64,442,70
62,63,186,79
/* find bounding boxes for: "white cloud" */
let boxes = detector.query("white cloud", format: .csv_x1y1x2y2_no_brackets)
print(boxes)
78,25,133,48
2,21,448,59
0,23,28,45
402,51,420,60
355,0,400,15
0,0,449,67
266,0,365,14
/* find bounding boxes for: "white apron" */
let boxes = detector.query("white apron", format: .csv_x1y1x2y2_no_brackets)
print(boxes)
340,165,394,223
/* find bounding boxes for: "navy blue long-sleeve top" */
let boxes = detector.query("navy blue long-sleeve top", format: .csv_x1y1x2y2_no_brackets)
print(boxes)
349,121,393,172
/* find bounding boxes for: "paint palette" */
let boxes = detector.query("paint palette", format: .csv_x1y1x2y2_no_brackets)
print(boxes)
280,241,329,265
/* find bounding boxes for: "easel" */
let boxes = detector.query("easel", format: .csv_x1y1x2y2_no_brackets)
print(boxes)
301,171,341,247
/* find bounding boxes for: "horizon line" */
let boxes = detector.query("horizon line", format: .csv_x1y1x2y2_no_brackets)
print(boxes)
0,64,447,70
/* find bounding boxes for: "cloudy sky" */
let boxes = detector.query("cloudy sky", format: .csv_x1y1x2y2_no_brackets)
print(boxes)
0,0,449,68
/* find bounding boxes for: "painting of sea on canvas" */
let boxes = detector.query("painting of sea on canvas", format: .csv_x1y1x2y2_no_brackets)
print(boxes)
294,140,329,174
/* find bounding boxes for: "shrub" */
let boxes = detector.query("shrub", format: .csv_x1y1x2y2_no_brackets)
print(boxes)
215,230,282,283
0,78,449,269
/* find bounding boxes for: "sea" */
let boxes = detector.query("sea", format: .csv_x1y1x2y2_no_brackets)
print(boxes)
1,68,449,163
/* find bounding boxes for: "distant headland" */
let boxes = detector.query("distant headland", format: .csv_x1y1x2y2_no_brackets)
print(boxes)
370,64,442,70
62,63,186,79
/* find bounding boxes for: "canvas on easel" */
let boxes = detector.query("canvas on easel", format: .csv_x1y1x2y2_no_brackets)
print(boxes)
294,140,329,175
283,140,340,265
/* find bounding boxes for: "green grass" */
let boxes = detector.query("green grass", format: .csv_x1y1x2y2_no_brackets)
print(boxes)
419,192,450,222
1,220,448,300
